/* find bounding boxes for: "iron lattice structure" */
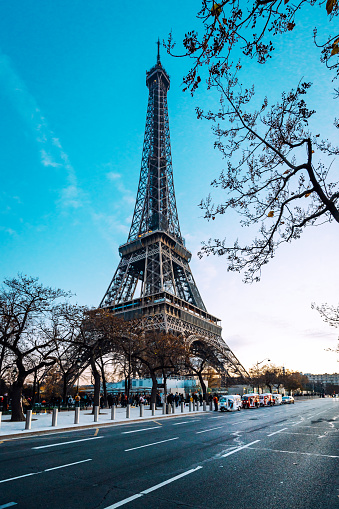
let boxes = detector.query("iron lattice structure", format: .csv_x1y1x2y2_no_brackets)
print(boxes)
101,48,249,381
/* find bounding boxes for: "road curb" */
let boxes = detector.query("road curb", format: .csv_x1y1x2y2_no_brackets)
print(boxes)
0,410,207,440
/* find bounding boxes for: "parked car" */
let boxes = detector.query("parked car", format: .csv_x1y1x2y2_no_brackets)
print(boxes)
219,395,242,412
282,396,295,404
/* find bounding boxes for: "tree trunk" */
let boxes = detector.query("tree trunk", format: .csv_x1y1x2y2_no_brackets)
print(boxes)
11,378,25,421
100,365,107,407
150,371,158,407
198,372,207,401
90,358,100,413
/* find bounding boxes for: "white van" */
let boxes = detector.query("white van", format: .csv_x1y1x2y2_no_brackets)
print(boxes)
272,394,282,405
219,395,242,412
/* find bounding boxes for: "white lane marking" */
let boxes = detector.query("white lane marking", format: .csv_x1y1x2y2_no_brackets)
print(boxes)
222,440,260,457
104,466,202,508
196,426,223,434
307,410,329,419
142,466,203,494
267,427,288,437
173,419,201,425
0,459,92,483
105,494,143,508
252,447,339,459
122,427,160,434
0,473,37,484
125,437,179,451
44,458,92,471
0,503,18,508
32,436,103,449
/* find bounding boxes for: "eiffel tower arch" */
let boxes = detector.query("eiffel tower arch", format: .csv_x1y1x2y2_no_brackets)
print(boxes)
100,44,249,382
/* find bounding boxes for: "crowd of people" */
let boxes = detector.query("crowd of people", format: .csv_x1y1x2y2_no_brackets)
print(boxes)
0,390,216,413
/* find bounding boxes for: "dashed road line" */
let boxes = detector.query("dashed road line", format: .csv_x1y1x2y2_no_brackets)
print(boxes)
267,427,288,437
0,459,92,484
32,436,103,449
196,426,223,434
103,466,203,508
125,437,179,451
122,427,160,434
250,446,339,459
222,440,261,457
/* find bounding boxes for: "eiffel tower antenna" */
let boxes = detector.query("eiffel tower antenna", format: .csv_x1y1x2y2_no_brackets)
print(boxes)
100,49,249,382
157,38,161,64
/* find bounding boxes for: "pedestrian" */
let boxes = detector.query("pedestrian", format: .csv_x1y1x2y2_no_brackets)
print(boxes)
213,395,218,411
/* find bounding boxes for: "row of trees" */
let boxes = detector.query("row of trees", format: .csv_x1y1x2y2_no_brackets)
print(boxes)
0,274,224,421
248,363,310,394
2,274,332,422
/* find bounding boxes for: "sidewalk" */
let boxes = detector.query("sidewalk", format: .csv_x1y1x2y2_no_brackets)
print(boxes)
0,404,209,439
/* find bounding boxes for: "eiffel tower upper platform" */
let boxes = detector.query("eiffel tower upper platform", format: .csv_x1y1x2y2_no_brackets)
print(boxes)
100,45,249,381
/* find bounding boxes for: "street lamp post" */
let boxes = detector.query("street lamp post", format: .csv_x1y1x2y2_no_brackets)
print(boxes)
255,358,270,394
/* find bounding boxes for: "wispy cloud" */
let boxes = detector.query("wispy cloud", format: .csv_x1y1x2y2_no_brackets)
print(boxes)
105,167,135,205
0,49,84,210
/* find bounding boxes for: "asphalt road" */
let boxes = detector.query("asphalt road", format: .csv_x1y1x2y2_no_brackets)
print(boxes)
0,398,338,509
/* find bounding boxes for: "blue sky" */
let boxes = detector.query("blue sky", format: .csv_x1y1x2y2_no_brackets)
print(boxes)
1,1,338,375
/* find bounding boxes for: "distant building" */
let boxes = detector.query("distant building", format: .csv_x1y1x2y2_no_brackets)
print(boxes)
304,373,339,386
82,377,206,394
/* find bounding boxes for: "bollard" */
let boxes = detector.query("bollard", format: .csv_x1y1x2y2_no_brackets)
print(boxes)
140,404,144,417
181,402,184,413
152,403,155,416
126,404,130,419
111,405,116,420
162,404,166,415
74,406,80,424
210,402,214,412
25,409,32,430
172,404,175,414
189,401,192,412
52,408,58,427
94,406,99,422
203,402,207,412
0,411,2,426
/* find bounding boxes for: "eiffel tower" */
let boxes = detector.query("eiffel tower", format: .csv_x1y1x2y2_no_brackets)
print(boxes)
100,43,249,381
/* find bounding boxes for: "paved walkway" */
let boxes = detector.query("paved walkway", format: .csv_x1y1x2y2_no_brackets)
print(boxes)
0,404,209,438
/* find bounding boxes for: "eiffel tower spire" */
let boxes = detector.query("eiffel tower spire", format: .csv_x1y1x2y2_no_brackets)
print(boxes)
128,42,181,245
100,49,249,381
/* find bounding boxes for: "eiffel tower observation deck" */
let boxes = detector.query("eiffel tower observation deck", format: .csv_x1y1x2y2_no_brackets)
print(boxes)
101,44,249,380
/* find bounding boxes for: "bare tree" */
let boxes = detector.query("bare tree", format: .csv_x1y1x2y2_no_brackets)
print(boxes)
166,1,339,282
312,302,339,355
168,0,339,93
0,275,71,420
